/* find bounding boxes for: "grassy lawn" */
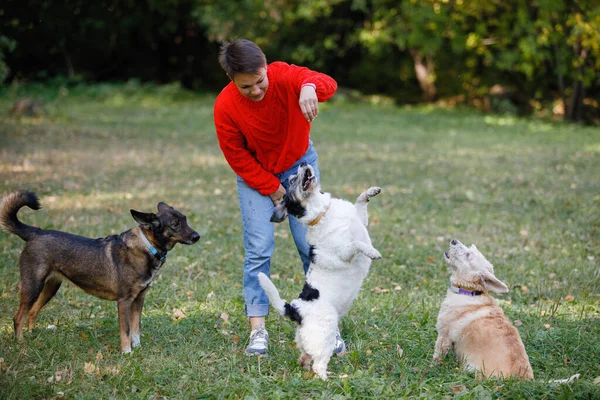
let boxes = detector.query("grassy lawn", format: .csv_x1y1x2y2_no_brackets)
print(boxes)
0,82,599,399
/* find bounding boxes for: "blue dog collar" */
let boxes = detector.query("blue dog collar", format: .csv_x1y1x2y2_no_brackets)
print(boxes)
139,229,167,261
450,284,482,296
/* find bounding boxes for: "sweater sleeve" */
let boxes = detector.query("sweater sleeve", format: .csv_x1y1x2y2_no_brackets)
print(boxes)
275,62,338,102
214,97,281,196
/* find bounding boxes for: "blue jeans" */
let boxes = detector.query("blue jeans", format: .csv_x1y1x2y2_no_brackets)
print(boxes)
237,141,320,317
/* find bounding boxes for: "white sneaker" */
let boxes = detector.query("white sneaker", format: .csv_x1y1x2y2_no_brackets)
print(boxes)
334,330,346,356
245,326,269,356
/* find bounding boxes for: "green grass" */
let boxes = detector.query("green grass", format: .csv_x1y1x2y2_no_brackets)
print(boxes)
0,82,599,399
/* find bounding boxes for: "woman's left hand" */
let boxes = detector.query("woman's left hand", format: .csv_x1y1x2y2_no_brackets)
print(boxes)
299,85,318,122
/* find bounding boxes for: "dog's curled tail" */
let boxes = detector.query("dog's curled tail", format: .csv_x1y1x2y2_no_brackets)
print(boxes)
257,272,287,316
0,189,41,241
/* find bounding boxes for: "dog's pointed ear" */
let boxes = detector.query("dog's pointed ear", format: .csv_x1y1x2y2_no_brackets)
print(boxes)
482,271,509,294
157,202,172,212
131,210,161,229
270,203,289,223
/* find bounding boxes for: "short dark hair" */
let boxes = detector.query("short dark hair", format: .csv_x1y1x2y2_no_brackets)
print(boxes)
218,39,267,79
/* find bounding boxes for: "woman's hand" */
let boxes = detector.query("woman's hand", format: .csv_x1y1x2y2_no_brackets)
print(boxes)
299,85,318,122
269,184,286,204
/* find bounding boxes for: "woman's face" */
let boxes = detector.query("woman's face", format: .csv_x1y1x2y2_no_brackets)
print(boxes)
232,67,268,102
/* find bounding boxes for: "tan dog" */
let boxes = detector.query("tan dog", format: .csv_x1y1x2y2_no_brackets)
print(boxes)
433,239,533,379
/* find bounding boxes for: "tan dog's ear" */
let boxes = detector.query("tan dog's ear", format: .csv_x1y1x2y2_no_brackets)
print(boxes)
482,271,509,294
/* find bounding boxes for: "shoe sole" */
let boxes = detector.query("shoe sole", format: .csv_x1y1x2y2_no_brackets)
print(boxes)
245,351,268,357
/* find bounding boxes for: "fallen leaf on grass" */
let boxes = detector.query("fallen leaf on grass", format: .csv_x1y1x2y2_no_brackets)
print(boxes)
544,324,551,329
593,376,600,386
564,295,575,302
450,385,467,394
220,312,229,322
83,362,96,374
172,308,186,320
514,320,523,327
550,373,580,384
372,286,390,294
104,367,120,376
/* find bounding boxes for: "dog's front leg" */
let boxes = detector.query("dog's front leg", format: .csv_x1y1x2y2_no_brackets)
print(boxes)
432,331,451,363
354,186,381,227
130,289,147,349
352,241,382,260
117,299,134,354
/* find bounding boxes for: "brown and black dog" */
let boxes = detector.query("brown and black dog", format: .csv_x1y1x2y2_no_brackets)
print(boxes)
0,189,200,353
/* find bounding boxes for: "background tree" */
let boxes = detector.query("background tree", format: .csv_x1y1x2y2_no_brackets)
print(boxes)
0,35,16,83
1,0,598,122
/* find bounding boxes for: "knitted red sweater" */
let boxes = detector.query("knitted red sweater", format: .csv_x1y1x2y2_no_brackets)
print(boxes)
214,62,337,195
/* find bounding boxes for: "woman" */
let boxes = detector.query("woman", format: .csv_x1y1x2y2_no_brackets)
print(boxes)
213,38,343,356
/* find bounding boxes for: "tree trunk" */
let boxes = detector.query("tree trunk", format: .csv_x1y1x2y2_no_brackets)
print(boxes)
566,46,587,122
409,48,437,102
59,39,75,79
566,80,585,122
552,44,568,112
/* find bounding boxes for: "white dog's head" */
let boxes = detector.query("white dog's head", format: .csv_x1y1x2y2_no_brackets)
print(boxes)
271,162,321,223
444,239,508,294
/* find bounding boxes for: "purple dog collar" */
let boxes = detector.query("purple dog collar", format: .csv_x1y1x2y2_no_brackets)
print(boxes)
450,285,483,296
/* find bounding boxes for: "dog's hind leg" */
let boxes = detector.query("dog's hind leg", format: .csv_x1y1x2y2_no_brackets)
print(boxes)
354,187,381,227
130,289,147,349
14,251,52,338
28,275,62,330
312,354,331,380
298,352,312,370
14,279,45,339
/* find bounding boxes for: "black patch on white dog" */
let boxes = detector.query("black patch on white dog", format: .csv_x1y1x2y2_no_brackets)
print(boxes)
284,303,303,324
283,196,306,219
299,282,319,301
309,245,317,264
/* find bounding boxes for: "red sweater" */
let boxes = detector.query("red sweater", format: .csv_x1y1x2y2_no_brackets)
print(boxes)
214,62,337,195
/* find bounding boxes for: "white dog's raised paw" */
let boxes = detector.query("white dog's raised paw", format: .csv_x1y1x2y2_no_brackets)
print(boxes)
366,187,381,198
358,187,381,203
370,249,383,260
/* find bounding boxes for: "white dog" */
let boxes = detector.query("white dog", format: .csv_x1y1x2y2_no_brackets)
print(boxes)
258,162,381,380
433,239,534,379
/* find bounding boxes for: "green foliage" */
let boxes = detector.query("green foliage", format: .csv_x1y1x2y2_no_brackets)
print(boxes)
1,1,599,120
0,35,16,82
1,84,599,398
